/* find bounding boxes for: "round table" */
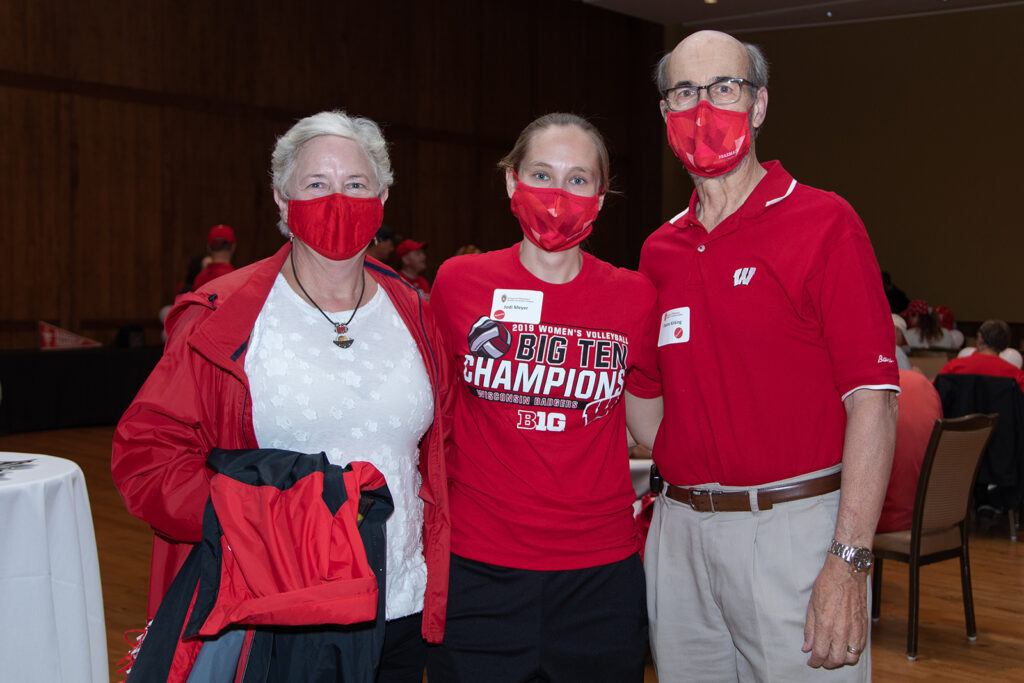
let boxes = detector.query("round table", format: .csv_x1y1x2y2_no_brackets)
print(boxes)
0,453,107,682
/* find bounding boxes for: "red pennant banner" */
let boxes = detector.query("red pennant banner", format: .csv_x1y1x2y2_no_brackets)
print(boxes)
38,321,102,349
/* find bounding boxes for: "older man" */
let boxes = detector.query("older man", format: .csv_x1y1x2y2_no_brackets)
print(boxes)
637,31,899,681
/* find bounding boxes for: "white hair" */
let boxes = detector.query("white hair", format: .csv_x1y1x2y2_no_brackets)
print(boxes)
271,110,394,235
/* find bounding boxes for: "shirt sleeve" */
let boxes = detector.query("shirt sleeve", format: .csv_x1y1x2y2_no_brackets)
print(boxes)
808,203,900,398
625,274,663,398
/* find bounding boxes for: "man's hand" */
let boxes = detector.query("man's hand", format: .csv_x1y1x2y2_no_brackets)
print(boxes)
799,387,896,668
802,553,868,668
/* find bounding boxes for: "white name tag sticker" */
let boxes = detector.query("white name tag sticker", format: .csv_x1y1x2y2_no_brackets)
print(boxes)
658,307,691,346
491,289,544,324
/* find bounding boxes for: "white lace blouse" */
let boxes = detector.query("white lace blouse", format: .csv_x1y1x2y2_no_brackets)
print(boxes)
245,273,434,620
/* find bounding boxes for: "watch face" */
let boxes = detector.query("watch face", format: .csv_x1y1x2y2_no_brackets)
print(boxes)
851,548,873,571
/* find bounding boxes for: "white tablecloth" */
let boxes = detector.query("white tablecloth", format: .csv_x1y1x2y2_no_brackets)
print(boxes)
0,453,107,682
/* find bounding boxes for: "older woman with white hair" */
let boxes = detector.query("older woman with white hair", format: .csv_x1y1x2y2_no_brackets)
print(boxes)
113,110,452,681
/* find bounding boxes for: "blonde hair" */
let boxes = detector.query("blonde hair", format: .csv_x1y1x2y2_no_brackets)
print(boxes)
497,113,611,195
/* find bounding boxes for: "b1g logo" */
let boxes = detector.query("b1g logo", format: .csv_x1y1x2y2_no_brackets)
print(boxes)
468,315,512,359
516,410,566,432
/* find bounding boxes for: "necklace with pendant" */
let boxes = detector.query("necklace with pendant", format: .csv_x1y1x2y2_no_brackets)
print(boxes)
290,250,366,349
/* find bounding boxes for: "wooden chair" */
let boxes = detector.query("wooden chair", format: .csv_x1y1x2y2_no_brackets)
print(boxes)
871,413,999,660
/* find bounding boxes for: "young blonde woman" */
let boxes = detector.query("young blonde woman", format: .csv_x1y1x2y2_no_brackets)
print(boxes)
427,113,661,683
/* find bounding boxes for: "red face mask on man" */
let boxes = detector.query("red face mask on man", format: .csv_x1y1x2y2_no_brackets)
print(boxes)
509,175,601,252
665,100,751,178
286,193,384,261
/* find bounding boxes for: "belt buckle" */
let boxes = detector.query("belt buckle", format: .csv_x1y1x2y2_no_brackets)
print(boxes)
688,488,715,512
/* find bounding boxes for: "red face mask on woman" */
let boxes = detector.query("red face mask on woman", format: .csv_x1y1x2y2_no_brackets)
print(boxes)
509,177,601,252
287,193,384,261
665,100,751,178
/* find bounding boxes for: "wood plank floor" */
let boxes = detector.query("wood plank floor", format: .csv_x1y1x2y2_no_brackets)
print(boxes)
2,426,1022,682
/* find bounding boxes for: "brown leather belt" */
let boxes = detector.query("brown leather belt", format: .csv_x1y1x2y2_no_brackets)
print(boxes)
665,471,842,512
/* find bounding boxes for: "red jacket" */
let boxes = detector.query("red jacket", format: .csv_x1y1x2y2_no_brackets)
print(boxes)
112,243,454,642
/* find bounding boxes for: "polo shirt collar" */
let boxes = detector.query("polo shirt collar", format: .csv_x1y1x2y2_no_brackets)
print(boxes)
669,160,797,230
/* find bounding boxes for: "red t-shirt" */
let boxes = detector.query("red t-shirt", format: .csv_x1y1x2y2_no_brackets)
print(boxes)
877,370,942,533
400,272,431,295
639,161,899,486
938,353,1024,393
193,262,234,290
431,246,660,570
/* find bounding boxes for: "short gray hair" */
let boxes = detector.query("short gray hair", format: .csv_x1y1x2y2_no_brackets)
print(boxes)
653,42,770,94
271,110,393,233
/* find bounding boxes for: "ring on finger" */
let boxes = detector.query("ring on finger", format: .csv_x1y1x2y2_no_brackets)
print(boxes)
847,646,862,655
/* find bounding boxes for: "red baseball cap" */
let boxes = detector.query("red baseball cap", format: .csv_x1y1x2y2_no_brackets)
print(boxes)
396,239,426,260
208,224,235,247
903,299,929,317
934,305,955,330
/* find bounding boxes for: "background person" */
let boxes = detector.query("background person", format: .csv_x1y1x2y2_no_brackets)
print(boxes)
112,110,453,681
426,113,660,683
876,369,942,533
192,224,237,289
934,305,965,349
902,299,962,350
893,314,912,370
396,239,431,296
940,319,1024,391
367,224,397,266
882,271,910,315
158,254,208,342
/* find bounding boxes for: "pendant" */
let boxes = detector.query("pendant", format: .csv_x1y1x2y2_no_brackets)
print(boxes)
334,334,354,349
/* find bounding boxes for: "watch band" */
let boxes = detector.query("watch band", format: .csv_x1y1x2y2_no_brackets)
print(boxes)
828,539,873,572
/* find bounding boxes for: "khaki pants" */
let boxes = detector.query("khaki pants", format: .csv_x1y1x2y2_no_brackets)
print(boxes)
645,466,870,682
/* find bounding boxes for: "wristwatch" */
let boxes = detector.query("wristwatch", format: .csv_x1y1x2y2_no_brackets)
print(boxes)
828,539,873,572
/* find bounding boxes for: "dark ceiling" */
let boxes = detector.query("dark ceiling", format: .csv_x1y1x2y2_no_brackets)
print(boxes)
579,0,1024,31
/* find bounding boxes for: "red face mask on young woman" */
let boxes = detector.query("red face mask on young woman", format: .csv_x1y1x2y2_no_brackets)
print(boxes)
665,100,751,178
286,193,384,261
509,177,601,252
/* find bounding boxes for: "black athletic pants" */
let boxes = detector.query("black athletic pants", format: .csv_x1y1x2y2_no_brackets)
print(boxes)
426,553,647,683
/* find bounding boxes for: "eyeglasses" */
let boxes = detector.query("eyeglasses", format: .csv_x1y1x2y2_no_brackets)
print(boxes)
661,78,755,111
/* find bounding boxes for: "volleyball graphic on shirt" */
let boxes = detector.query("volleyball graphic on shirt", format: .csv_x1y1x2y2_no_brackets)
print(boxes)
468,316,512,359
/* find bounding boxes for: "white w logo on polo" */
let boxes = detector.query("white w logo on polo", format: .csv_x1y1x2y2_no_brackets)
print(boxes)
733,267,756,287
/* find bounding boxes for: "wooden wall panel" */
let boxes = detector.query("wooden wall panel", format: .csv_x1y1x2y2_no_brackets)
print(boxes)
690,5,1024,321
70,97,163,329
0,87,69,348
157,110,284,302
0,0,663,350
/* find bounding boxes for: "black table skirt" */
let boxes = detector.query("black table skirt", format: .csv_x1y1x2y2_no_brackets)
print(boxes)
0,346,163,434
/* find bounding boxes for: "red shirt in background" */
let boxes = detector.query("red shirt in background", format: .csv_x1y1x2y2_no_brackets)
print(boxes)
939,352,1024,393
877,370,942,533
400,272,431,295
193,262,234,290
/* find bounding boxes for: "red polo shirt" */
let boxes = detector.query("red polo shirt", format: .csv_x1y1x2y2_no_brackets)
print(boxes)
639,161,899,487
